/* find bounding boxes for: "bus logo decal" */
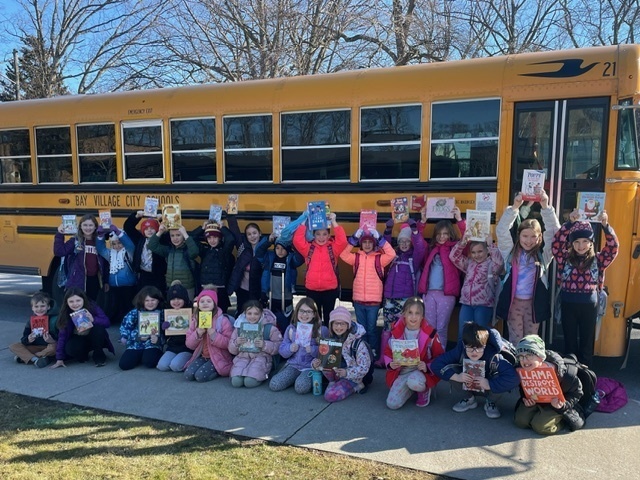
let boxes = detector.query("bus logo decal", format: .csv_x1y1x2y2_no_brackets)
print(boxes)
520,59,599,78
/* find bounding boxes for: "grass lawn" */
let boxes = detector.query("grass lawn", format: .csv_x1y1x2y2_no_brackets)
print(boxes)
0,391,446,480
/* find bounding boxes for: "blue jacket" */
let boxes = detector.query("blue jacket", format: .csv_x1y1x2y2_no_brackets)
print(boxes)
227,215,269,297
96,232,137,287
261,249,304,298
120,308,164,351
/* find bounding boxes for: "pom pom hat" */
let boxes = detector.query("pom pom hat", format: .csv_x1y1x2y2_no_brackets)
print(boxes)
205,223,222,238
195,289,218,305
167,282,191,306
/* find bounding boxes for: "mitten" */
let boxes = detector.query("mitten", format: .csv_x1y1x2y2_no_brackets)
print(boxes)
385,219,394,229
110,225,121,236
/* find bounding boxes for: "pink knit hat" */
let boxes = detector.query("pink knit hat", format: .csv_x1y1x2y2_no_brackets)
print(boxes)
329,306,352,325
195,289,218,305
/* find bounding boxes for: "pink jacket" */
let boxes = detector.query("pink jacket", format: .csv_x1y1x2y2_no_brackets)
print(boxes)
417,241,463,297
293,224,348,291
340,241,395,304
450,241,504,308
184,308,234,376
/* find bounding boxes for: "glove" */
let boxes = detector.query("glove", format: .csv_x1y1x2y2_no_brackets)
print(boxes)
408,218,417,232
260,293,269,308
354,228,364,239
385,219,394,229
371,230,380,240
110,225,121,236
161,321,170,330
348,235,359,247
96,226,105,236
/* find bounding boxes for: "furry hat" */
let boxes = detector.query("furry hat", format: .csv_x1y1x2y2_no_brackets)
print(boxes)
517,335,546,360
329,306,352,325
569,221,594,243
140,218,160,233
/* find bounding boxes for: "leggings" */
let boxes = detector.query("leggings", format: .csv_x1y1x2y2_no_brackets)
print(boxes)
423,290,456,346
507,297,539,345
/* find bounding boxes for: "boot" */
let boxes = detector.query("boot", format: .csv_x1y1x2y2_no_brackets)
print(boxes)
374,330,391,369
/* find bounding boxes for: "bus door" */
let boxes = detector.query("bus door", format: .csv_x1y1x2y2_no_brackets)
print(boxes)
511,97,609,347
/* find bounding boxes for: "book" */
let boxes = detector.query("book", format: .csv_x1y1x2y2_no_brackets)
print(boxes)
465,209,491,242
476,192,497,212
318,338,343,370
411,194,427,212
391,197,409,223
518,365,566,403
208,204,223,223
426,197,455,219
198,311,213,329
239,322,263,353
138,310,160,340
462,358,486,392
162,204,182,230
577,192,606,222
164,308,192,336
307,201,329,230
521,169,546,201
390,338,420,366
272,215,291,238
359,210,378,232
143,197,159,218
62,215,77,234
226,194,238,215
70,309,93,333
294,322,313,348
98,209,112,229
30,315,49,337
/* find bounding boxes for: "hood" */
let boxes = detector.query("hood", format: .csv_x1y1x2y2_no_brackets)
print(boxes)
349,321,366,339
233,308,277,328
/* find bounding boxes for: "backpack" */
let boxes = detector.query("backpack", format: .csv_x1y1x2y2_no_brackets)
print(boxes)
349,336,374,393
354,252,385,282
263,323,282,374
563,353,599,418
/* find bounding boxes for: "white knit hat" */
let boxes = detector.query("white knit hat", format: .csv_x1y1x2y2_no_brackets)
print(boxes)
397,226,411,241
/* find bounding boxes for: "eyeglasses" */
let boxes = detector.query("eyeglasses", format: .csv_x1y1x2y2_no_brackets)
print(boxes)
299,309,314,315
517,353,536,361
464,345,485,352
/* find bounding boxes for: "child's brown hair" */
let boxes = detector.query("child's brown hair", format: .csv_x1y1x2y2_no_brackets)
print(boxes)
511,218,543,261
461,322,489,348
430,220,460,247
291,297,322,339
133,286,164,310
31,291,52,308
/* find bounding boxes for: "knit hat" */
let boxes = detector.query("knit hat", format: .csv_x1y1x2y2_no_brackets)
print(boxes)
195,289,218,305
359,228,376,246
140,218,159,233
397,225,412,242
517,335,546,360
329,306,352,325
166,281,191,306
275,237,292,252
205,223,222,238
569,221,594,243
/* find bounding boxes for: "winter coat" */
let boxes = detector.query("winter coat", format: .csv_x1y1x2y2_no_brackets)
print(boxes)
417,242,462,297
123,212,167,279
53,233,108,290
228,309,283,381
192,225,236,287
184,308,234,376
96,232,137,287
261,248,304,300
450,241,504,307
293,223,348,291
119,308,164,351
332,323,371,392
279,324,329,371
56,303,114,361
383,229,427,299
525,350,584,412
431,328,520,394
340,241,395,304
147,234,199,290
227,215,269,298
383,317,445,389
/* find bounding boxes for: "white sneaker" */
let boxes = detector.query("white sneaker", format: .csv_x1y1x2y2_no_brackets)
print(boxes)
484,401,501,419
452,396,478,412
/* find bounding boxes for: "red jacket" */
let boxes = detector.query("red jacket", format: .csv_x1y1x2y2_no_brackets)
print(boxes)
293,224,347,291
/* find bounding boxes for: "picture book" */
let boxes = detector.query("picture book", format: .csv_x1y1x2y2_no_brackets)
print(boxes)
294,322,313,348
411,194,427,212
98,209,112,229
576,192,606,223
476,192,497,212
318,338,343,370
162,204,182,230
426,197,455,219
226,194,239,215
164,308,192,336
465,209,491,242
391,197,409,223
70,309,93,333
359,210,378,232
138,310,160,340
143,197,159,218
273,215,291,238
462,358,486,392
518,365,566,403
208,204,223,223
307,200,329,230
30,315,49,337
198,311,213,329
62,215,77,234
390,338,420,366
239,322,263,353
521,169,546,201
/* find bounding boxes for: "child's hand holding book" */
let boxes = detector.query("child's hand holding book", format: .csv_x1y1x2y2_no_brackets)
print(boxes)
254,338,264,350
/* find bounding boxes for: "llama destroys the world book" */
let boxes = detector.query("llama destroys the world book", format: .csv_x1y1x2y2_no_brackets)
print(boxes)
518,364,566,403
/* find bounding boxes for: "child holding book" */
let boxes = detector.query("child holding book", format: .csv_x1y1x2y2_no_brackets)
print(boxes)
310,306,372,402
514,335,585,435
118,286,164,370
123,211,167,292
431,322,520,419
496,190,560,344
51,288,114,368
269,297,328,394
228,300,283,388
157,281,194,372
9,291,58,368
183,288,234,382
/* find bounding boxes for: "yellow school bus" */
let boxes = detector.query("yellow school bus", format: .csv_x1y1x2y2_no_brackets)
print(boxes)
1,44,640,357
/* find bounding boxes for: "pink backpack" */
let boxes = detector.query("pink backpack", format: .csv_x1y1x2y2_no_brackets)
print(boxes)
595,377,628,413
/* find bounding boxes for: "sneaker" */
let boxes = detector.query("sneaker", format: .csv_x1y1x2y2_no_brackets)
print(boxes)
452,396,478,413
484,401,501,419
34,357,51,368
14,355,24,364
416,388,431,407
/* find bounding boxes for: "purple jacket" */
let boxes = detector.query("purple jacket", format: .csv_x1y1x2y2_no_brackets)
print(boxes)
279,324,329,371
54,233,108,290
56,303,114,360
383,230,427,299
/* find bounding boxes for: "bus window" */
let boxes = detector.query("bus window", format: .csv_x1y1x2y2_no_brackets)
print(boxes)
430,99,500,179
0,129,31,184
615,99,640,170
360,105,420,181
224,115,272,182
513,109,553,180
77,124,116,183
122,121,164,180
171,118,216,182
281,110,350,181
563,105,606,180
35,126,72,183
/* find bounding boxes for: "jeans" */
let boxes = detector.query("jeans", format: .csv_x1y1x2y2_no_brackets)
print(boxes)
458,305,494,340
354,302,380,355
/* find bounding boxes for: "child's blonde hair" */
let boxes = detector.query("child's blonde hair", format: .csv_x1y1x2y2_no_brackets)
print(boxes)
511,218,543,260
401,296,425,317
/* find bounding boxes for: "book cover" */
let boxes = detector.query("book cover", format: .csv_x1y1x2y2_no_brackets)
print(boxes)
164,308,192,336
208,204,223,223
359,210,378,232
577,192,606,223
226,194,239,215
462,358,486,392
162,204,182,230
426,197,455,219
391,197,409,223
390,338,420,366
239,322,263,353
411,194,427,212
272,215,291,238
518,365,566,403
98,209,112,229
198,311,213,329
143,197,159,218
521,169,546,201
318,338,343,370
62,215,77,234
307,201,329,230
70,309,93,333
30,315,49,337
466,209,491,242
294,322,313,348
138,310,160,340
476,192,497,212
